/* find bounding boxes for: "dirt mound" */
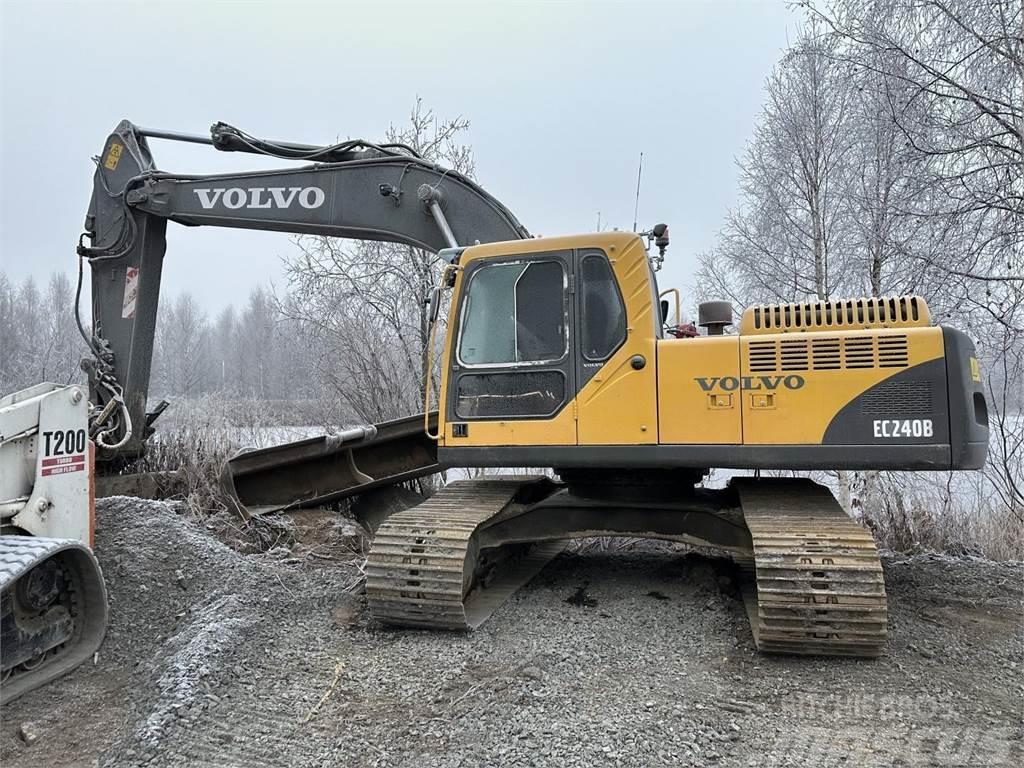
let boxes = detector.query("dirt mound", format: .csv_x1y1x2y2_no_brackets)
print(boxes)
2,497,360,767
94,497,269,663
94,498,361,765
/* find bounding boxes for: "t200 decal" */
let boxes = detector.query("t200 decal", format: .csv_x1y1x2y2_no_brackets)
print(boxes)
42,429,88,456
40,429,88,476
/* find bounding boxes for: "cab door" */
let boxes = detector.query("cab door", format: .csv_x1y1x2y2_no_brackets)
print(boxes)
574,247,659,445
443,250,578,446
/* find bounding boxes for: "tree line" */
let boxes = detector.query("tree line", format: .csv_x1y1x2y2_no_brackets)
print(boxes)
0,274,324,405
0,272,82,392
694,0,1021,522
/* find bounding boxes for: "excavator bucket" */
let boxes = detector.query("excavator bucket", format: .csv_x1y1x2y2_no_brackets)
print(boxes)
222,413,442,518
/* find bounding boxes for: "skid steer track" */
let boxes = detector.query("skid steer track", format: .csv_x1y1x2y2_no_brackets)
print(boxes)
366,479,563,629
735,478,888,657
1,537,108,704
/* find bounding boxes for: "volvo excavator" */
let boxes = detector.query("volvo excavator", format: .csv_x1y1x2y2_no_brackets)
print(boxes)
1,119,990,702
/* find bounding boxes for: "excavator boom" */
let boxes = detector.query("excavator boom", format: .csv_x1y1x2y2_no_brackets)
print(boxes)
2,119,534,702
81,120,528,461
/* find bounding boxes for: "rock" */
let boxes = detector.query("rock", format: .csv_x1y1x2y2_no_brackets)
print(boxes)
521,666,543,681
715,700,751,714
17,722,39,745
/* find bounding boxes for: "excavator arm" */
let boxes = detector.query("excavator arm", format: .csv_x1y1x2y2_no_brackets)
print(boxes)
79,120,529,461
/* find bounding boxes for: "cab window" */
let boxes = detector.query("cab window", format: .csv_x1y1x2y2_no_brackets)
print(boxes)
580,253,626,361
457,260,566,366
455,371,565,419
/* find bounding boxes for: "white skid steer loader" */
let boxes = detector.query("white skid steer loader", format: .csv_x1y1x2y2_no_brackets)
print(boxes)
0,383,108,704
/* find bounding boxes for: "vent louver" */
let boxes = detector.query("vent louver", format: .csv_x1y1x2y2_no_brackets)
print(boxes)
811,338,841,370
844,337,875,368
878,336,910,367
748,340,777,372
740,296,931,335
779,339,809,371
745,334,910,372
860,380,932,416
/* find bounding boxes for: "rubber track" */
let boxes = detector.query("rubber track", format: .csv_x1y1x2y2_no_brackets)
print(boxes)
366,479,563,630
736,479,887,657
0,536,108,703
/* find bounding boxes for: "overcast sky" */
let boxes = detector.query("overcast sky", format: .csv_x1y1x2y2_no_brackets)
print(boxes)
1,0,797,314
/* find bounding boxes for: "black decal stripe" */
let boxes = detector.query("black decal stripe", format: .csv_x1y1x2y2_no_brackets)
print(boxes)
821,358,949,445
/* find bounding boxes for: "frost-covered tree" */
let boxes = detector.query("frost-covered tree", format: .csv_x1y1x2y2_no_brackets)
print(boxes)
282,99,475,422
697,23,858,306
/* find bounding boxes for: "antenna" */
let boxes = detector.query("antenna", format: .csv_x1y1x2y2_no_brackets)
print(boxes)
632,151,644,232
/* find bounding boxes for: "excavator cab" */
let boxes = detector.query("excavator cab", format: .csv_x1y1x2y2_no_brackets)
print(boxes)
435,232,660,456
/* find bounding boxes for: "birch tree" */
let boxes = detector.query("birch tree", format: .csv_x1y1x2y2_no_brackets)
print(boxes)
696,23,858,306
152,293,212,397
810,0,1023,286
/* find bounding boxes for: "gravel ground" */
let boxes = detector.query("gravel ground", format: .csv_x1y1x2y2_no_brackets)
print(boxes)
1,496,1021,767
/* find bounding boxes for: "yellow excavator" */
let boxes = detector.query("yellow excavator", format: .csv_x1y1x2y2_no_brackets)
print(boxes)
2,121,990,702
356,231,987,657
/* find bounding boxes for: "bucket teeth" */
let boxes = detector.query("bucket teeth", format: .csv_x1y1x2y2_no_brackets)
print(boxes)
736,478,888,658
365,479,563,630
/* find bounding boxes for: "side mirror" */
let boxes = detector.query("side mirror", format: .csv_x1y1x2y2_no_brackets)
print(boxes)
653,223,669,256
660,299,670,324
428,286,442,324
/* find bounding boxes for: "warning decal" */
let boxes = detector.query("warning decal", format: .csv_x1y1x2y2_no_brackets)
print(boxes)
42,454,86,477
104,141,124,171
970,356,981,382
122,267,139,319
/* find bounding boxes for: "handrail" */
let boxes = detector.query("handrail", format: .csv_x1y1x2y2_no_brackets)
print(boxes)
659,287,681,325
424,265,459,440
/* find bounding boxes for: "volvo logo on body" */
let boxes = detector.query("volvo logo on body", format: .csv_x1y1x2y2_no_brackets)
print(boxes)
192,186,326,210
694,375,805,392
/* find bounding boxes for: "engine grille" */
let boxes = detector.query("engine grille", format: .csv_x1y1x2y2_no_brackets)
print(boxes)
740,296,930,335
859,380,933,416
747,334,910,372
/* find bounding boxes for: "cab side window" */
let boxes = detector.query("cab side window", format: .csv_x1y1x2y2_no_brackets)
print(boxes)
580,253,626,361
